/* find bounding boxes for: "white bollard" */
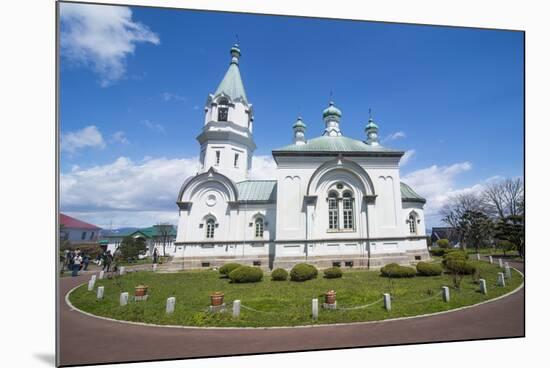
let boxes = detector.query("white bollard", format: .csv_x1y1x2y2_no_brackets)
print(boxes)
232,300,241,318
442,286,450,303
383,293,391,311
97,286,104,299
99,270,104,280
488,255,493,264
166,297,176,314
120,292,129,306
153,263,158,272
479,279,487,294
498,258,503,268
505,265,512,279
312,298,319,320
476,253,481,261
87,276,96,291
119,266,126,276
497,272,506,287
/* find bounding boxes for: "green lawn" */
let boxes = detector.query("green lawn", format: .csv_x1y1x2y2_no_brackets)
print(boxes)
69,261,523,327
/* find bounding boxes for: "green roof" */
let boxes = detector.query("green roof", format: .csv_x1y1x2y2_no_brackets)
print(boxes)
400,182,426,203
135,225,177,238
214,57,248,104
273,135,402,154
236,180,277,202
322,101,342,118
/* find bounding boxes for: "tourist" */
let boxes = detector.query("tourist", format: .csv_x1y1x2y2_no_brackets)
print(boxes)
153,248,159,264
72,253,82,277
103,250,112,272
82,252,90,271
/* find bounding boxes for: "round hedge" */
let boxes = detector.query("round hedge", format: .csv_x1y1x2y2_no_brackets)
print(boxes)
429,248,446,257
228,266,263,283
442,250,469,266
416,262,443,276
436,239,450,248
380,263,416,278
290,263,318,282
445,259,477,275
323,266,343,279
219,263,242,276
271,268,288,281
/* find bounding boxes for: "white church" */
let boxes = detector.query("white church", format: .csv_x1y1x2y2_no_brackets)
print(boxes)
173,44,428,270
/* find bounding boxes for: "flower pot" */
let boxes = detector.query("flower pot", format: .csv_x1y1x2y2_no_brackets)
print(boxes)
325,290,336,305
135,285,148,297
210,292,224,306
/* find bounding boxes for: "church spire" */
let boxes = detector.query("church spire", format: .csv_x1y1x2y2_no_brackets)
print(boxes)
213,44,248,104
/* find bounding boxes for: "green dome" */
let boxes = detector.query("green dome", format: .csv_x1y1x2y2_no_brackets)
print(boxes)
365,118,378,130
322,101,342,119
293,117,307,129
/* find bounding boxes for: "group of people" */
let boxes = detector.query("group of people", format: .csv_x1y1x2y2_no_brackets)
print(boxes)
62,249,90,277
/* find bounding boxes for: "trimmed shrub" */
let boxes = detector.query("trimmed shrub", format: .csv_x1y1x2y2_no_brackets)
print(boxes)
380,263,416,278
290,263,318,282
228,266,263,283
323,266,343,279
445,259,477,275
497,240,516,255
429,248,446,257
416,262,443,276
271,268,288,281
442,250,469,266
436,239,450,249
219,263,242,277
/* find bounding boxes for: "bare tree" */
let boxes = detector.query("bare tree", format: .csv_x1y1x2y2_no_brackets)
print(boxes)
483,178,524,220
155,223,173,257
439,192,487,249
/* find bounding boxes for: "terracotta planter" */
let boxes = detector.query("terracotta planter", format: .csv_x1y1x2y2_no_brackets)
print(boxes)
135,285,148,297
325,290,337,305
210,292,225,306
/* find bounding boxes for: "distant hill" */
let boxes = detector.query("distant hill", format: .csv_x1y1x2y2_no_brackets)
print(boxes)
100,227,139,237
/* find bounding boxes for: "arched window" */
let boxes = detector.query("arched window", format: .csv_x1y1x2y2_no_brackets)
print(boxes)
217,98,229,121
342,191,354,230
206,218,215,239
255,217,264,238
408,214,417,234
328,191,339,230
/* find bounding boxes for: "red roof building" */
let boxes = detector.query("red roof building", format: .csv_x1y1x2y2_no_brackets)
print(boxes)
60,213,102,243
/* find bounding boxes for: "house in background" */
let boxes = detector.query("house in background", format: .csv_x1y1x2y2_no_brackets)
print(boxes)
430,227,460,247
60,213,102,244
100,225,178,256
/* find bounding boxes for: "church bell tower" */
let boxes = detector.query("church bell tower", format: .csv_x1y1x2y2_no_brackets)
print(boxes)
196,44,256,183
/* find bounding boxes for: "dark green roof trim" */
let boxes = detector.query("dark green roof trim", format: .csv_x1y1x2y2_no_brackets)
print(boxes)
400,182,426,203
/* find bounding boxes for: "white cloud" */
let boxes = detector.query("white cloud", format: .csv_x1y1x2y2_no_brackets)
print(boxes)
141,120,165,134
250,155,278,180
162,92,187,102
61,125,105,153
110,131,129,144
384,131,406,142
400,149,416,166
401,162,486,226
61,156,201,214
60,3,159,86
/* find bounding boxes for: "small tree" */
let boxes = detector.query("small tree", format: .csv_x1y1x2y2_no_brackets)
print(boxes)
497,240,515,256
494,215,524,259
458,210,494,252
436,239,450,249
155,223,173,257
118,236,147,260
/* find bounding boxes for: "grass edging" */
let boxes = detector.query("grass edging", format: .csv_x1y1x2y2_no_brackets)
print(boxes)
65,267,524,330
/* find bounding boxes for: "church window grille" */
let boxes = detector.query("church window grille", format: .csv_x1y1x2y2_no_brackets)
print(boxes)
206,219,215,238
218,107,228,121
255,217,264,238
409,214,417,234
342,191,354,230
215,151,220,165
328,191,339,230
234,153,239,167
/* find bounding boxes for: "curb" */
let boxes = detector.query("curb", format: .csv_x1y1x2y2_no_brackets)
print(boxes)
65,267,524,331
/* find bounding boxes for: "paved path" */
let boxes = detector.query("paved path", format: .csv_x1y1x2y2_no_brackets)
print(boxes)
58,261,524,366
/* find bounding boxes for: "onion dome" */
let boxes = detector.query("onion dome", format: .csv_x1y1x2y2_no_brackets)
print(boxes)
293,116,307,145
365,117,380,146
322,101,342,121
293,116,307,129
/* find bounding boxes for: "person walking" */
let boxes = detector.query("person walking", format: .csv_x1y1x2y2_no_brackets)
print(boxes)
153,248,159,264
82,252,90,271
103,250,112,272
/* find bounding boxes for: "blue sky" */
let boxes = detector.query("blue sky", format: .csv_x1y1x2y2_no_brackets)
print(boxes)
59,2,524,229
